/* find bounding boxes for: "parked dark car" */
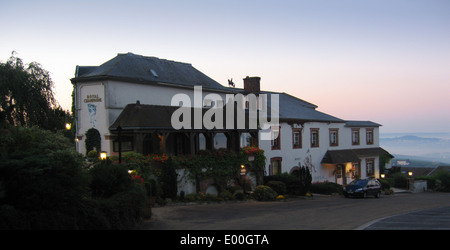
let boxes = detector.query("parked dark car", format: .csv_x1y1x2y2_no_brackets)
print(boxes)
343,178,381,198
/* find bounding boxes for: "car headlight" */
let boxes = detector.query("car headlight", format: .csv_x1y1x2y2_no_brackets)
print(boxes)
355,188,363,192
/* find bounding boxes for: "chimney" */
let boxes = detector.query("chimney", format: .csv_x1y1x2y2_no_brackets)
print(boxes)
243,76,260,94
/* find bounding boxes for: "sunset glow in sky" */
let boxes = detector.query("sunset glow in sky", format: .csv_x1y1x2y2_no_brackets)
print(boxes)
1,0,449,133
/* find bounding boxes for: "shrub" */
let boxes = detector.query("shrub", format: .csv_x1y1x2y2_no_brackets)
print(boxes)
252,185,277,201
266,181,286,195
379,178,391,190
234,192,246,201
94,183,146,229
292,166,312,196
432,170,450,192
219,190,235,201
89,161,133,198
264,173,299,195
386,172,408,189
310,182,343,195
264,168,311,196
157,158,178,199
0,126,147,229
0,148,89,213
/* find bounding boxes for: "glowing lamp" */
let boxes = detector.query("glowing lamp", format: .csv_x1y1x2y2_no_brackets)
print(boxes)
100,151,107,160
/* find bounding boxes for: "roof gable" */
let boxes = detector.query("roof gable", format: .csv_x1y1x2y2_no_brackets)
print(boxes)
72,53,227,90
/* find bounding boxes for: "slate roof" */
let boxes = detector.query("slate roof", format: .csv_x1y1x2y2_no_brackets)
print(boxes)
392,167,435,177
322,147,394,164
428,166,450,176
321,149,361,164
345,121,381,127
72,53,376,126
109,102,259,132
352,147,394,158
72,52,228,91
228,87,344,123
275,92,344,123
246,90,344,123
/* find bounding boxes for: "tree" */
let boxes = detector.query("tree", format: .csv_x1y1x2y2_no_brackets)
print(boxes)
0,51,71,130
292,166,312,196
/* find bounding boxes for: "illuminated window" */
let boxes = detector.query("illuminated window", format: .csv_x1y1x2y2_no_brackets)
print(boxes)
270,157,282,175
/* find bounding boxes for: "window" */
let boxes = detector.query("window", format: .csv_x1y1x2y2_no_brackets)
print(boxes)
329,128,339,147
366,128,374,145
113,137,133,152
199,133,206,151
352,162,361,178
352,128,360,145
240,132,252,147
214,133,227,149
366,158,375,176
271,126,280,150
292,128,302,148
310,128,319,147
270,157,282,175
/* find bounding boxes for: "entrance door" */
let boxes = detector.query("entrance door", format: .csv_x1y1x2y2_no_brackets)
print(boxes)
336,164,347,185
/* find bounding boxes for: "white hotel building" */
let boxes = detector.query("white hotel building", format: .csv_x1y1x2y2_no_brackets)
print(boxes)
72,53,392,186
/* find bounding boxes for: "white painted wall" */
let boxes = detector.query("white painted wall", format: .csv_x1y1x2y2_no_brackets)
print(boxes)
261,121,381,183
75,79,383,185
76,81,109,155
76,80,235,155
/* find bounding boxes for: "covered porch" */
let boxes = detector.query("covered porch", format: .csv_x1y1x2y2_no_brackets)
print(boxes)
321,149,361,185
321,147,394,185
108,102,259,156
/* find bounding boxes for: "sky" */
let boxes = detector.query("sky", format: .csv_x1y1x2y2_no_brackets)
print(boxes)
1,0,449,133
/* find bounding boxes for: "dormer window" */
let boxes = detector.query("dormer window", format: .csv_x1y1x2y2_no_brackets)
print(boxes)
150,69,158,77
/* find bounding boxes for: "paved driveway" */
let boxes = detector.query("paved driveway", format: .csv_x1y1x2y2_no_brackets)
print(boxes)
137,192,450,230
363,206,450,230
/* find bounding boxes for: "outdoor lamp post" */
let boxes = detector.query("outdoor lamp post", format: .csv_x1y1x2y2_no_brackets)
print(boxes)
407,171,413,190
65,123,72,130
100,151,107,161
240,164,247,194
117,125,122,164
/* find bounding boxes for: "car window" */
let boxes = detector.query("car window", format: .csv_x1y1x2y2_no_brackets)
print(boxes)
351,179,368,186
368,180,380,186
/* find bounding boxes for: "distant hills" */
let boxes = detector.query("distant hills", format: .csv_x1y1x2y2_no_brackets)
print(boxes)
380,133,450,165
391,154,449,168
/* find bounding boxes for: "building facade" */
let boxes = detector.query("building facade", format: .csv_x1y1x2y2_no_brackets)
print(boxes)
71,53,392,186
